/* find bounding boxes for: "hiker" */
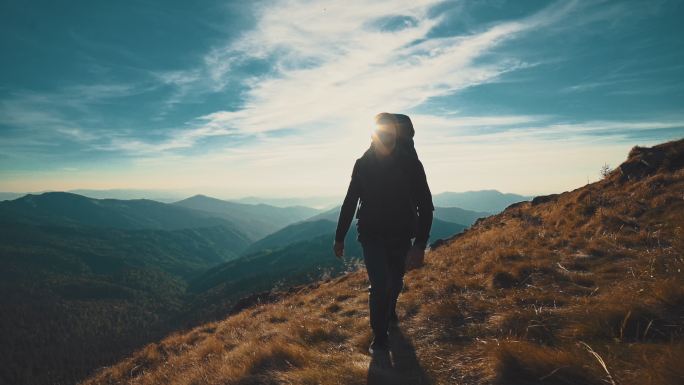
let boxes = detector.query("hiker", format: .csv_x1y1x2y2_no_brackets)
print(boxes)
333,112,434,354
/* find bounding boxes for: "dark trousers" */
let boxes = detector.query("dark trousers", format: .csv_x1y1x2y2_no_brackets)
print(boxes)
361,237,412,341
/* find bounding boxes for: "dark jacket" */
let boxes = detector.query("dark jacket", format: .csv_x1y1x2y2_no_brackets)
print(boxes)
335,144,434,248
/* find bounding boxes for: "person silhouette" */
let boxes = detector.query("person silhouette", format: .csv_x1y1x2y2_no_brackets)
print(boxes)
333,112,434,354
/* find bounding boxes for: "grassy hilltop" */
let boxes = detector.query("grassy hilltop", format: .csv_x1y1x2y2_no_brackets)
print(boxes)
84,139,683,385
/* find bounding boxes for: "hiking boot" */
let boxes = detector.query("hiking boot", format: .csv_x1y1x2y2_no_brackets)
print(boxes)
368,335,390,355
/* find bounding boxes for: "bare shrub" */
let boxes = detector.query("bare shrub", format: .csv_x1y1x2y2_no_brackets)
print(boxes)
600,163,613,179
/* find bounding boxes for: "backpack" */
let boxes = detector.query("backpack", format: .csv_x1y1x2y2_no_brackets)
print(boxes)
392,113,418,159
357,114,422,237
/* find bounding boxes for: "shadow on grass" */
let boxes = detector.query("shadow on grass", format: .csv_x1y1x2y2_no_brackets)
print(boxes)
367,327,432,385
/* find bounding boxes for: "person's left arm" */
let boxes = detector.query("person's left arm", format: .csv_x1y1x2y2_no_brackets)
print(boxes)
412,158,434,250
406,158,434,269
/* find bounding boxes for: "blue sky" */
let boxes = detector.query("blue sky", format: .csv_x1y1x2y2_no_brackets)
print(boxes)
1,0,683,198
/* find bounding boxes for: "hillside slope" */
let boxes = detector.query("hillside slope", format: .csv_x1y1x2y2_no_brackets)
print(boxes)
83,139,683,385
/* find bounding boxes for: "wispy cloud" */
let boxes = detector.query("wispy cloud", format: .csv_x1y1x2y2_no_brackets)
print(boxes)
418,117,684,145
192,1,575,135
0,84,145,158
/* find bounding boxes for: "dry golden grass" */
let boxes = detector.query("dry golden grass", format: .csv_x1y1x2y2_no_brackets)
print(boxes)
82,139,684,385
493,341,606,385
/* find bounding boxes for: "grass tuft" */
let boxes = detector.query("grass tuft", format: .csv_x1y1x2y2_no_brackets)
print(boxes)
491,271,518,289
493,342,605,385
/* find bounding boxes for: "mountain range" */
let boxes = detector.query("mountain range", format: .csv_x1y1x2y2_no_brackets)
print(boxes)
0,188,517,385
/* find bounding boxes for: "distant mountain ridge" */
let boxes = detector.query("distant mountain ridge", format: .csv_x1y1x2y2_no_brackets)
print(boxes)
232,195,341,209
432,189,531,213
0,192,239,231
68,189,187,202
0,192,23,201
173,194,321,240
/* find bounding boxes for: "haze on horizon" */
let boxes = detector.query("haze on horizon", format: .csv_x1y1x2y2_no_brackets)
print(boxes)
1,0,683,198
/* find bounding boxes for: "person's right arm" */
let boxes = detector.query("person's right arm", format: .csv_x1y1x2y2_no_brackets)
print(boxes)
333,159,361,257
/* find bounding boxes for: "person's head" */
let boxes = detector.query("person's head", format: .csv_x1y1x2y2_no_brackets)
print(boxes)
372,112,398,157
